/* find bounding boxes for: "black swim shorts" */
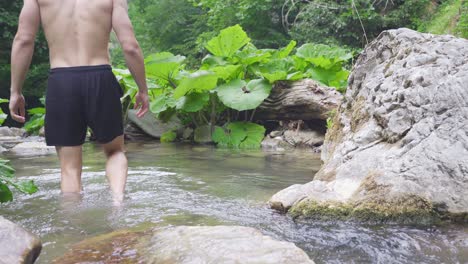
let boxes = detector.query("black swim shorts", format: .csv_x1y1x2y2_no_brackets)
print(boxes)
45,65,124,146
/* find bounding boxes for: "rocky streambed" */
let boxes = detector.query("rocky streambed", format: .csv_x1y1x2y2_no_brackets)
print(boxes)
1,28,467,264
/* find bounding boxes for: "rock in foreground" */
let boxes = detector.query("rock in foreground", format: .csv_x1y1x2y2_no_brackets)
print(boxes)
0,216,42,264
54,226,314,264
9,141,55,156
270,28,468,224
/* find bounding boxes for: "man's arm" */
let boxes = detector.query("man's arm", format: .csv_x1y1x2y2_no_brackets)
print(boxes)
9,0,40,123
112,0,149,118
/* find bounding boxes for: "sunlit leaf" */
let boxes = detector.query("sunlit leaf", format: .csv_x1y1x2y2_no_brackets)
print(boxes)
173,71,218,99
145,52,186,82
205,25,250,58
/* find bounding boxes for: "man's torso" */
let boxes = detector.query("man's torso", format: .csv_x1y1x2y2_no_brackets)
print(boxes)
37,0,114,68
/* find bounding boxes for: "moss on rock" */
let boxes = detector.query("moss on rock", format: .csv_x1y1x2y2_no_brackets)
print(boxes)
289,195,443,225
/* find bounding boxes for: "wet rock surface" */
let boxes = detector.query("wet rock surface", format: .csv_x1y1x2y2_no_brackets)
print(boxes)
0,216,42,264
54,226,314,264
270,28,468,223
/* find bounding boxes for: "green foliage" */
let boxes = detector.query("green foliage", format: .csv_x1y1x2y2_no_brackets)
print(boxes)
116,25,351,148
0,159,38,203
456,1,468,38
287,0,434,48
0,2,49,98
0,99,8,125
205,25,251,57
23,97,45,134
216,79,272,111
419,0,467,38
212,122,266,149
160,131,177,143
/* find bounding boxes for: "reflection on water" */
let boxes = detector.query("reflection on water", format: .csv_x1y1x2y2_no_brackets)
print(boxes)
0,142,467,264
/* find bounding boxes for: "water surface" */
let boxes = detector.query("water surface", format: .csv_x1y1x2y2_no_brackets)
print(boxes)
0,142,467,263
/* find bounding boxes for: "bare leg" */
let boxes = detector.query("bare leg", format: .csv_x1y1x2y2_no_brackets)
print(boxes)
101,135,128,203
56,146,83,193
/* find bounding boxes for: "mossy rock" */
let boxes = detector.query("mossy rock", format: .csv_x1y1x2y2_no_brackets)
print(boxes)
289,195,444,225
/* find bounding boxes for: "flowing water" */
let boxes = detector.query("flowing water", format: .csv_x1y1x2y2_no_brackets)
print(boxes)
0,142,467,264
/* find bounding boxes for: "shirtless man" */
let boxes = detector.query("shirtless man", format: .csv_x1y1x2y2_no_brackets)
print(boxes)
9,0,149,202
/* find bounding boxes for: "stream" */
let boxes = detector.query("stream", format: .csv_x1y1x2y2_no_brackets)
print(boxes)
0,142,467,263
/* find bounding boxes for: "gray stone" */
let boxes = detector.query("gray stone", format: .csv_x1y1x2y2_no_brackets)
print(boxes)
127,109,184,139
182,127,194,140
270,29,468,222
270,130,284,138
38,127,45,137
0,127,26,137
54,225,314,264
142,226,314,264
283,130,325,148
256,79,342,121
9,141,55,156
261,136,293,151
0,216,42,264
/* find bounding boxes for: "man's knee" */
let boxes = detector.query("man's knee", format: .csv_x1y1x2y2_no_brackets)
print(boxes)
102,136,125,157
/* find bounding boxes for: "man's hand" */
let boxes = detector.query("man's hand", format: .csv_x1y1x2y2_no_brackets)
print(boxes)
134,91,149,118
9,93,26,123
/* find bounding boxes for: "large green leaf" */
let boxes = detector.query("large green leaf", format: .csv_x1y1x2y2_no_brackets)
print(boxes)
173,71,218,99
212,124,247,148
296,44,352,61
27,107,46,115
0,98,9,125
0,184,13,203
235,44,272,65
273,40,297,59
145,52,185,82
150,94,177,114
0,161,15,179
216,79,272,111
211,65,242,81
205,25,250,58
238,122,266,149
176,93,210,112
212,122,266,149
306,66,349,89
12,180,38,195
201,55,229,68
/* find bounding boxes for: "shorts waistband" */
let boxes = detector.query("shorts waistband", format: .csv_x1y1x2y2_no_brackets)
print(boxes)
50,64,112,73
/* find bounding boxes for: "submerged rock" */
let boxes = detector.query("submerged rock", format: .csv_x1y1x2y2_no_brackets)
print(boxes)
127,109,184,139
54,226,314,264
270,28,468,224
0,216,42,264
256,79,342,121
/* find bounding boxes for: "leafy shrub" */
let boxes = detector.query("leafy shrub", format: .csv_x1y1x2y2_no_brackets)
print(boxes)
23,97,45,134
114,25,352,148
0,159,38,203
160,131,177,143
0,99,8,125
